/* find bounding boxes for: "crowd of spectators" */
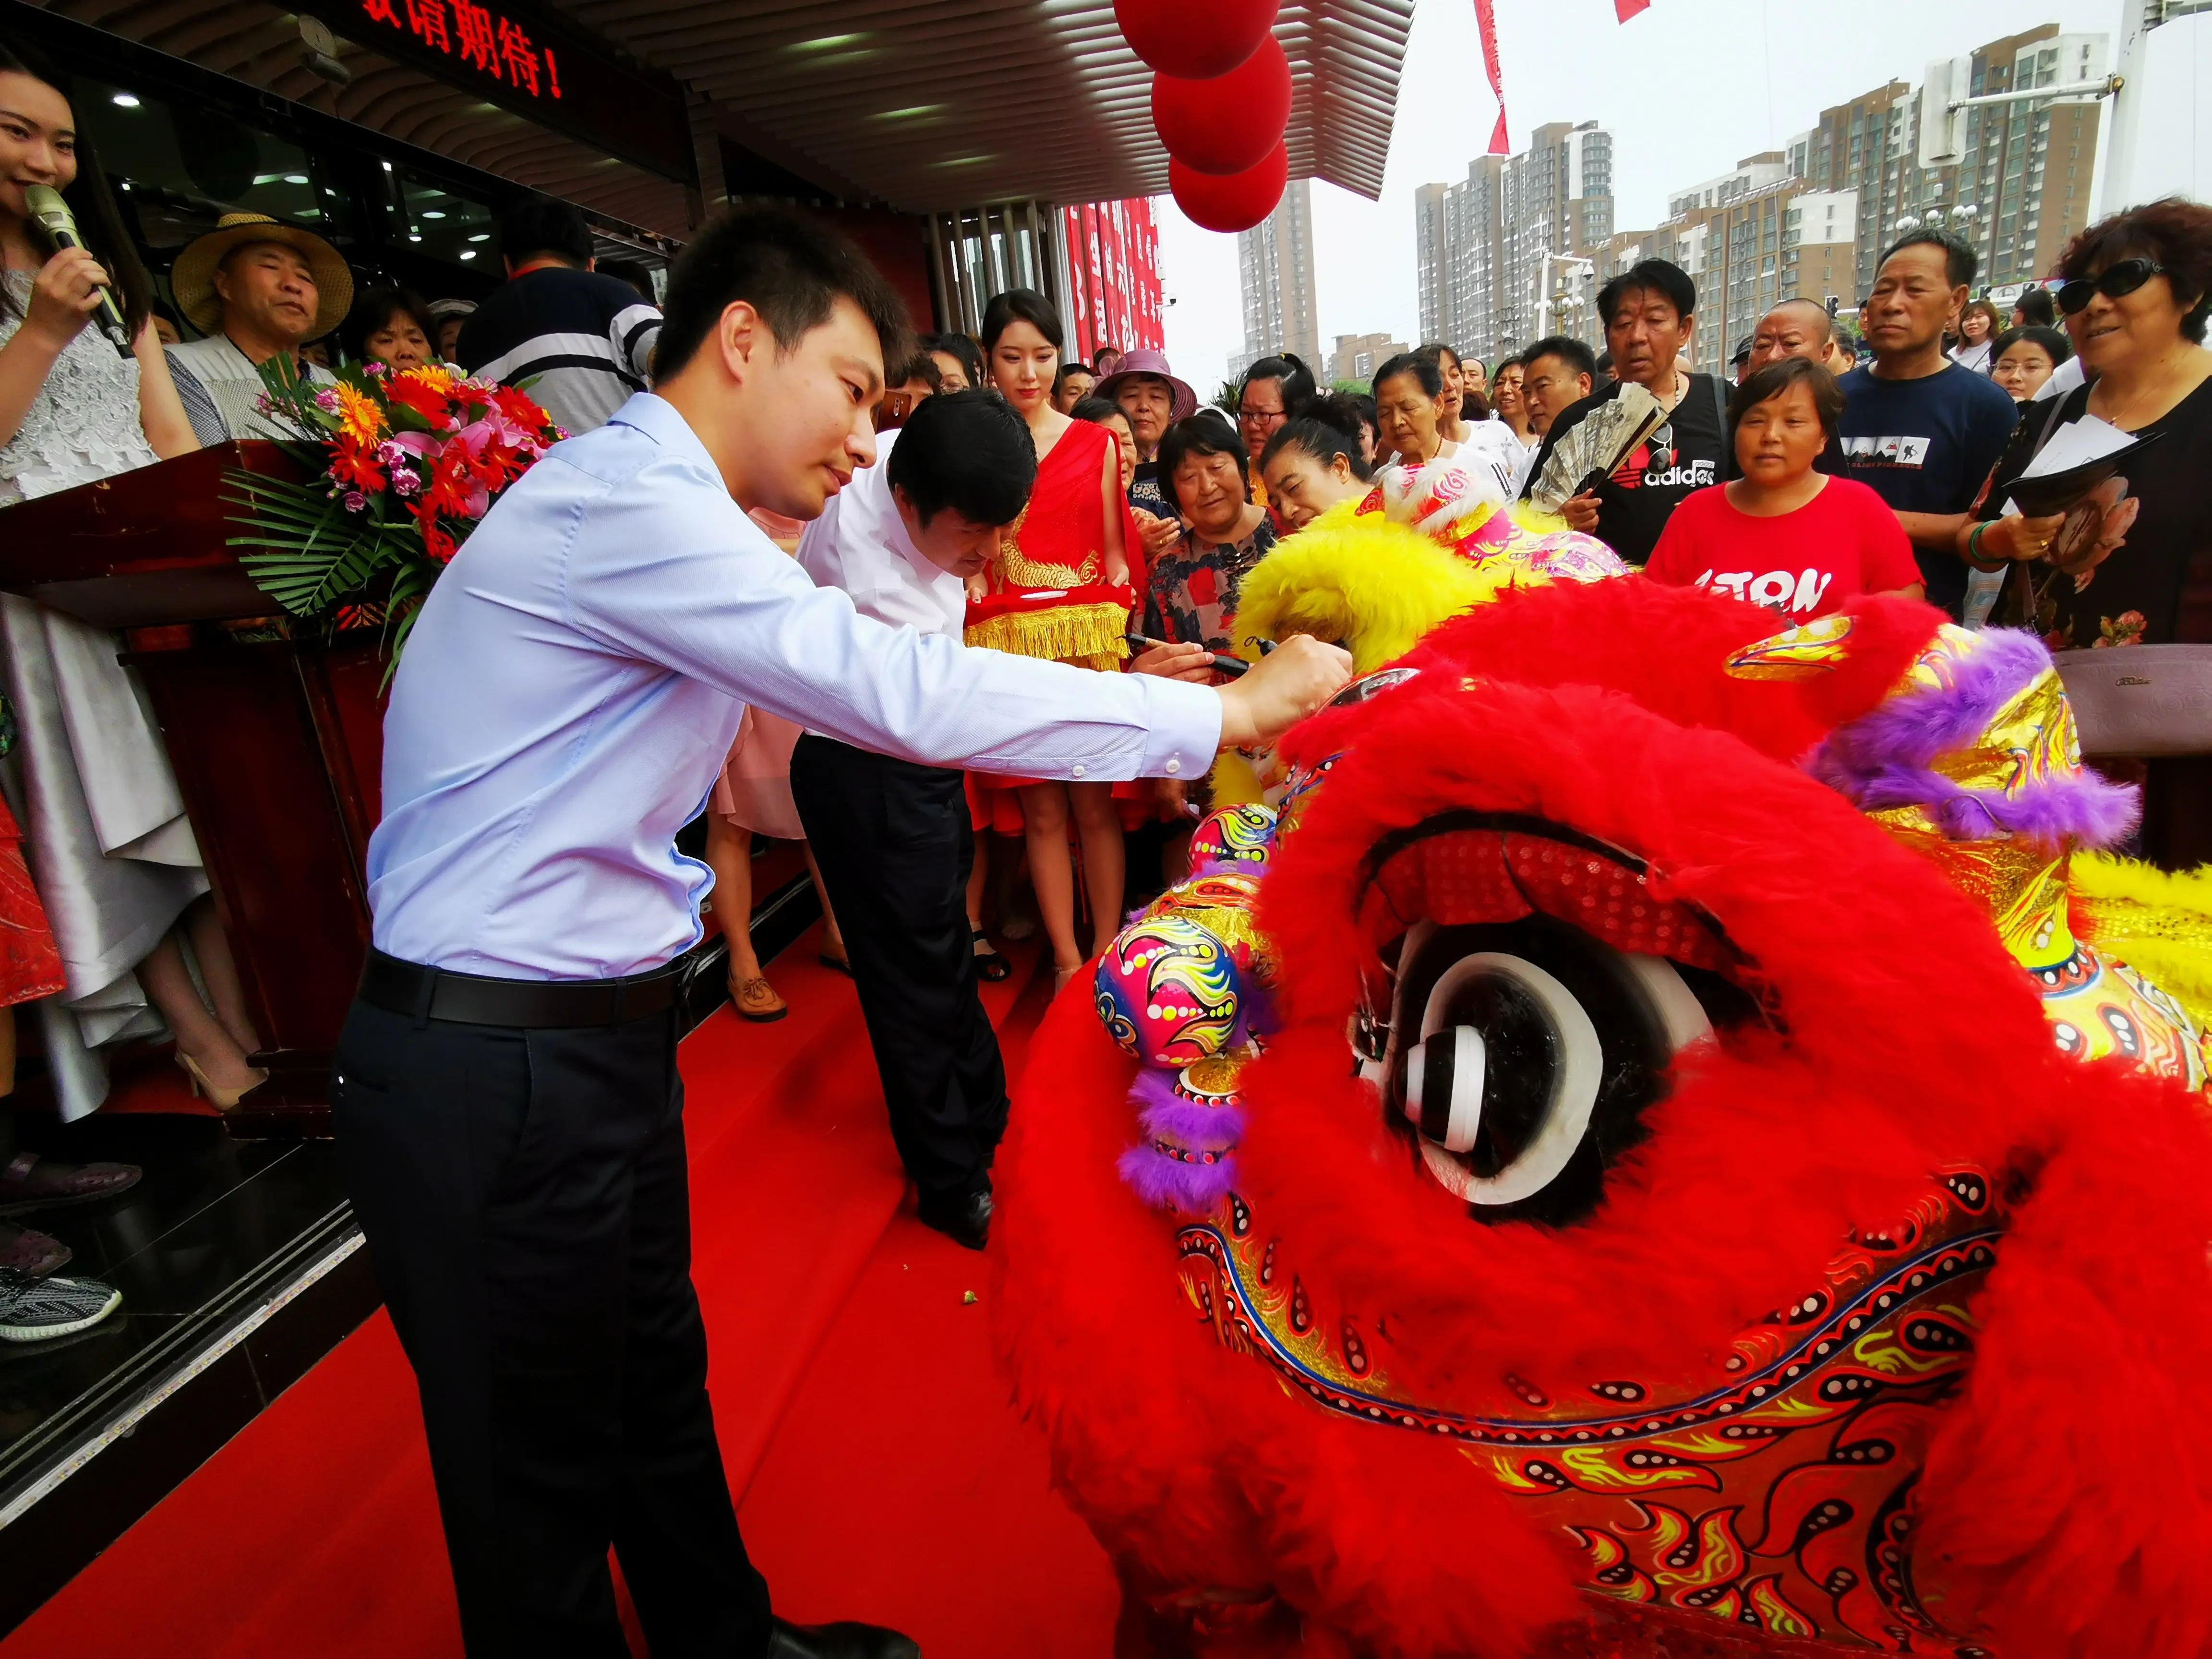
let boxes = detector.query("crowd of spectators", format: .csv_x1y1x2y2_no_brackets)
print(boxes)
4,10,2212,1295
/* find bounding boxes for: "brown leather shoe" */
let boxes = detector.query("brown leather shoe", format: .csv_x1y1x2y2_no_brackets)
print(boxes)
0,1222,70,1278
0,1152,142,1216
730,972,788,1023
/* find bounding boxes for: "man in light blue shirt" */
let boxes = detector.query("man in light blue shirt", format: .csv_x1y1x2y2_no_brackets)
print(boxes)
332,207,1348,1659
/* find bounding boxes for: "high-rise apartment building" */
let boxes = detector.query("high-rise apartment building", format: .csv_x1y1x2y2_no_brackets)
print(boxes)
1414,183,1450,346
1647,149,1864,376
1233,177,1321,377
1328,332,1407,386
1801,25,2106,296
1413,124,1611,365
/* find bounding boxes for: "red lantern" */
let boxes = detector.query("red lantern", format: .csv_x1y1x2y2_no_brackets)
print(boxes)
1168,143,1288,235
1115,0,1276,81
1152,36,1292,177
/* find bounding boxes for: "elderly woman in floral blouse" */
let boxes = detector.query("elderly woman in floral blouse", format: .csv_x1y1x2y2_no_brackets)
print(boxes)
1141,417,1276,656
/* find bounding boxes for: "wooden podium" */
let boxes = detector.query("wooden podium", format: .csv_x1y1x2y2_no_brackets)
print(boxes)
0,443,384,1135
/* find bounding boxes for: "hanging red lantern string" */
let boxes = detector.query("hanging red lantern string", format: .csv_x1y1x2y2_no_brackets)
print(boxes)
1151,34,1291,177
1168,141,1288,234
1114,0,1276,81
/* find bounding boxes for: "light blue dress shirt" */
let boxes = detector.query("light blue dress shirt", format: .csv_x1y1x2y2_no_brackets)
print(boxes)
368,393,1220,980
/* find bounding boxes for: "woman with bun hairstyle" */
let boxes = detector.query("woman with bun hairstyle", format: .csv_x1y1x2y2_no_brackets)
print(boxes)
1259,396,1376,531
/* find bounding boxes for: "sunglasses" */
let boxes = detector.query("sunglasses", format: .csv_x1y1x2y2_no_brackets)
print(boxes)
2056,258,2167,314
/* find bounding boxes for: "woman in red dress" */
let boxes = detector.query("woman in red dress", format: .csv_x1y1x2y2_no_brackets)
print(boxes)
963,290,1138,989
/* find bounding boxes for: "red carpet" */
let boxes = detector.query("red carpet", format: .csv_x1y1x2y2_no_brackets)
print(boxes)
1,924,1118,1658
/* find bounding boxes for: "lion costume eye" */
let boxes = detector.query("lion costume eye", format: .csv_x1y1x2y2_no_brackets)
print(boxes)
1382,916,1730,1226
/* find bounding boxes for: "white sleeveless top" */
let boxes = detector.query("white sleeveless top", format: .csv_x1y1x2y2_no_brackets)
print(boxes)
0,271,160,505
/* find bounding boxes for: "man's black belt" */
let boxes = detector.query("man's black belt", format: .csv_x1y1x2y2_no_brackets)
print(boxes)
358,949,683,1028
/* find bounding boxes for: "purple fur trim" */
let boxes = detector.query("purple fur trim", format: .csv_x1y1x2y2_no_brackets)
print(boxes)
1809,627,2140,851
1139,1098,1246,1150
1118,1142,1238,1213
1128,1069,1246,1149
1190,852,1269,878
1928,769,2140,846
1821,630,2056,775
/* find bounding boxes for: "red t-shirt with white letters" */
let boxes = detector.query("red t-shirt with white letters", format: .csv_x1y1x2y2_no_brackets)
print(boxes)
1642,475,1923,619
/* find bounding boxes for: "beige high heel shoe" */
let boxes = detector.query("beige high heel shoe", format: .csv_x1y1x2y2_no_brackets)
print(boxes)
176,1051,267,1111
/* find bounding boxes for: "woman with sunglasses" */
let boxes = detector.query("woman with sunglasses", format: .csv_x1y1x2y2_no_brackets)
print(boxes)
1959,199,2212,868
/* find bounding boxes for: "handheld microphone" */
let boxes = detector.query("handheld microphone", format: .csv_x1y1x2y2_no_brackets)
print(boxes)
23,185,133,358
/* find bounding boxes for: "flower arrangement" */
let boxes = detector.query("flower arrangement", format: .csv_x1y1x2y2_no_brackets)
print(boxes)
225,354,563,659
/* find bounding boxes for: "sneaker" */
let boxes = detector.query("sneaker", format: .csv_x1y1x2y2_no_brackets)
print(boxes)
0,1268,122,1343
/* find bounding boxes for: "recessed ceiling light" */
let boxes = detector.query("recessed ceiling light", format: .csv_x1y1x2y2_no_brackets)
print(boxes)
468,233,489,243
423,210,445,219
459,250,476,260
285,174,308,184
111,92,141,108
789,32,868,51
874,104,943,120
409,234,422,242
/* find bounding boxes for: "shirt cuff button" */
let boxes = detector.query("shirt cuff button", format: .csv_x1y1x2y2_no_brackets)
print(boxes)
1165,757,1181,775
1072,764,1086,778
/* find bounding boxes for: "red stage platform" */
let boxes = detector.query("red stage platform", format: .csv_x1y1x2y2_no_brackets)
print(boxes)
0,925,1118,1658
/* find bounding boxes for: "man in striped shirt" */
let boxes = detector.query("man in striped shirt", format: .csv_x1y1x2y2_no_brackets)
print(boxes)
457,196,661,436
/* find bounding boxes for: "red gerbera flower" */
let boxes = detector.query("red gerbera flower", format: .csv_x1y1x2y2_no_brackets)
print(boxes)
329,436,386,493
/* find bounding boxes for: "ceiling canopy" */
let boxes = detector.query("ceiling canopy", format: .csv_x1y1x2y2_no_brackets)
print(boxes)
26,0,1413,229
563,0,1416,212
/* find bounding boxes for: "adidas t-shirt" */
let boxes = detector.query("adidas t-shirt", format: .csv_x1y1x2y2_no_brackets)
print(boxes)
1835,361,2021,617
1519,374,1726,566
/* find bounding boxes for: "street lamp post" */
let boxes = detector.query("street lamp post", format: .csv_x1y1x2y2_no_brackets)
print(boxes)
1535,250,1597,342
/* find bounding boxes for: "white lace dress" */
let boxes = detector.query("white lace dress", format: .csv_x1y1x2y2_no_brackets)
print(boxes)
0,273,210,1118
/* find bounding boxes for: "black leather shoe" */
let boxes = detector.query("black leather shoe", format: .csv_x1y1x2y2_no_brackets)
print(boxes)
915,1186,991,1251
766,1615,921,1659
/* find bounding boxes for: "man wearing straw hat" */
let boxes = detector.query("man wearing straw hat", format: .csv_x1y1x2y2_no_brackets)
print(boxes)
164,211,352,445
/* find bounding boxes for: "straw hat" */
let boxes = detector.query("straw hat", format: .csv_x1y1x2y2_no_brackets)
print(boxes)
170,213,353,339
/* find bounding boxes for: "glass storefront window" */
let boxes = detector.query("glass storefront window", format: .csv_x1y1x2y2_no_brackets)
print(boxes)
387,172,497,274
76,81,351,251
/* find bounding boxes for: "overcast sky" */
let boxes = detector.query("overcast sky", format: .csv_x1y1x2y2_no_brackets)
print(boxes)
1155,0,2126,384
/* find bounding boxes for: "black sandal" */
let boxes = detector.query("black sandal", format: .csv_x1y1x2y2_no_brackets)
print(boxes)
972,928,1011,982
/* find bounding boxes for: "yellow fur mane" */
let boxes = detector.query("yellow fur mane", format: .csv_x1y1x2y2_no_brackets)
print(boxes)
2071,852,2212,1030
1232,501,1489,676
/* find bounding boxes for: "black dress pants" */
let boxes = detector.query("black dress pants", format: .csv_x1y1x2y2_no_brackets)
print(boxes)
332,996,771,1659
790,734,1009,1202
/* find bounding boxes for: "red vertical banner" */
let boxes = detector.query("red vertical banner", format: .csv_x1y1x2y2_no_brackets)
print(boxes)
1061,205,1094,361
1130,198,1163,350
1614,0,1650,18
1474,0,1508,156
1086,204,1109,350
1059,198,1166,357
1103,204,1126,351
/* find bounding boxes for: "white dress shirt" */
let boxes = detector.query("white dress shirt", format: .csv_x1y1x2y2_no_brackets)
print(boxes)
793,429,965,638
369,392,1220,979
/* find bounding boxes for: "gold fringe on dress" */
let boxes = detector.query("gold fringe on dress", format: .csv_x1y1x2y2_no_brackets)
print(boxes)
964,602,1131,672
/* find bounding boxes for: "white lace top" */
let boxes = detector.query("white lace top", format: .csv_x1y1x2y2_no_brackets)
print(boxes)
0,271,159,507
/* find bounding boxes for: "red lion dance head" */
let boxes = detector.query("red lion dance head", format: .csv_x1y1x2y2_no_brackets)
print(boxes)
993,579,2212,1659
